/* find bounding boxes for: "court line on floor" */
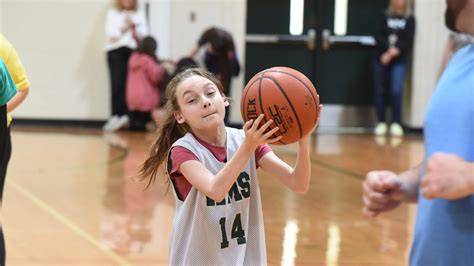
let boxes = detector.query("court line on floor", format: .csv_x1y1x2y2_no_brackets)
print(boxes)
310,157,365,180
274,147,365,180
7,179,131,266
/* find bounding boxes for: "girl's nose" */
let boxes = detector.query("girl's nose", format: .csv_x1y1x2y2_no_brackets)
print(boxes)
202,97,211,108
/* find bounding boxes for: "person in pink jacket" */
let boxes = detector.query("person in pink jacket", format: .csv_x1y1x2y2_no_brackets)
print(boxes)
126,36,165,131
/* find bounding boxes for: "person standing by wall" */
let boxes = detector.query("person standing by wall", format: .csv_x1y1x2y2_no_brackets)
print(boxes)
104,0,149,131
372,0,415,137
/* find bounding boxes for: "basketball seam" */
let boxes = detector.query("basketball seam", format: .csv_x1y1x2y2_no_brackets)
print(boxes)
262,75,303,141
259,74,287,145
265,69,318,125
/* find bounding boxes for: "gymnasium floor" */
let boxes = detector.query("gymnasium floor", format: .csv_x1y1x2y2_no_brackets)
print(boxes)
3,126,424,265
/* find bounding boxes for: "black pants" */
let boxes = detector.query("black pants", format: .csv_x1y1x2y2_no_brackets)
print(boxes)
128,111,152,131
107,47,132,116
0,104,11,265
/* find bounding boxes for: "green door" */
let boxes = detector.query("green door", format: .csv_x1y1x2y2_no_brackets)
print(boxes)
246,0,388,127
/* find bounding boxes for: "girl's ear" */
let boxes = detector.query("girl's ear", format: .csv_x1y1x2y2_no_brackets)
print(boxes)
224,97,230,107
174,111,185,124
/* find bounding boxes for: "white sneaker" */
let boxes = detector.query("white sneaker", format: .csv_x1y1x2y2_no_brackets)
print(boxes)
374,122,388,136
109,115,129,132
103,115,119,131
390,123,404,137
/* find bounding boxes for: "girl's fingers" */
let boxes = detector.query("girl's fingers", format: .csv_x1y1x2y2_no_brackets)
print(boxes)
257,119,274,134
251,114,265,131
243,119,253,131
267,135,282,144
315,104,323,126
263,126,280,139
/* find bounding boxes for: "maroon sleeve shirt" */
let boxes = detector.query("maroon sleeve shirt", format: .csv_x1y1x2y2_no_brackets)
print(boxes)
168,135,272,201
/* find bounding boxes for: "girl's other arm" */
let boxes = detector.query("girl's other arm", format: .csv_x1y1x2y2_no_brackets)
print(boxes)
258,135,311,193
259,104,321,193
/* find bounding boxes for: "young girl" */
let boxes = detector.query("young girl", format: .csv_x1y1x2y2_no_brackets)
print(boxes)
126,36,165,131
372,0,415,136
139,68,321,264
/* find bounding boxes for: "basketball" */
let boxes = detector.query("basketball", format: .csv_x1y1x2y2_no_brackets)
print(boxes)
240,67,320,145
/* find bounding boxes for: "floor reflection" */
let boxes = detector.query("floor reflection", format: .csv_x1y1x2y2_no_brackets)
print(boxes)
5,128,424,265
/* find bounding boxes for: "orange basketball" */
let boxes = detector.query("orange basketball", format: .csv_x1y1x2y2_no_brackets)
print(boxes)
241,67,320,145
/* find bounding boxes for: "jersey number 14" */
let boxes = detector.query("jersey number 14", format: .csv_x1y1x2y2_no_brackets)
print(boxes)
219,213,247,249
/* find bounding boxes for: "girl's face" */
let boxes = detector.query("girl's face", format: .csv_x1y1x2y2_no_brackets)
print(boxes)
120,0,134,10
391,0,406,14
174,75,229,131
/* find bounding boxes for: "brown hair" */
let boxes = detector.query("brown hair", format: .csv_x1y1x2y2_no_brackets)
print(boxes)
138,68,225,187
115,0,137,11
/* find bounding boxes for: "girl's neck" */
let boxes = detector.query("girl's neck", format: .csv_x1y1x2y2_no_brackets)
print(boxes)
192,125,227,147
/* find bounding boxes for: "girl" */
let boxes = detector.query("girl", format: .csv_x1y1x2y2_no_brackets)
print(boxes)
139,68,321,264
372,0,415,136
126,36,165,131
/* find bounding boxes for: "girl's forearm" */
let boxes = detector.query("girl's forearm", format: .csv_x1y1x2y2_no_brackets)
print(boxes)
208,142,255,201
289,139,311,193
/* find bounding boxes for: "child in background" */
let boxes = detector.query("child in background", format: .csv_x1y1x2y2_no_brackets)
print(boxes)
125,36,165,131
139,68,321,264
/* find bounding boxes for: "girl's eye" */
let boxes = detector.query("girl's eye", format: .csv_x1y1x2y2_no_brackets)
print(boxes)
187,99,196,104
207,91,215,96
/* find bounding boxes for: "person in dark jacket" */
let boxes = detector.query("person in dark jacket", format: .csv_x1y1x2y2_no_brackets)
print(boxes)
372,0,415,137
188,27,240,125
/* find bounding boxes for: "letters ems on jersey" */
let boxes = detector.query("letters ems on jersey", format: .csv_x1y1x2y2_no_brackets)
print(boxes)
207,172,251,206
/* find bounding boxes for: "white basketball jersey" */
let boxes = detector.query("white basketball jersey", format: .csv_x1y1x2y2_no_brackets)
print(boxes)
168,127,267,265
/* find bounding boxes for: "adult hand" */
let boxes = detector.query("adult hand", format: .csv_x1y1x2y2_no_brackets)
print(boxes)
422,153,474,200
362,171,404,217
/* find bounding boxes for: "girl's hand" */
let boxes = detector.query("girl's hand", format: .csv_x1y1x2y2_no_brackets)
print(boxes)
300,103,323,143
243,114,281,150
380,52,392,65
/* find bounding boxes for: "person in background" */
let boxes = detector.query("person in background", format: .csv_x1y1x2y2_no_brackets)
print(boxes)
372,0,415,137
362,0,474,265
0,32,31,265
103,0,148,132
188,27,240,125
125,36,165,132
151,57,199,124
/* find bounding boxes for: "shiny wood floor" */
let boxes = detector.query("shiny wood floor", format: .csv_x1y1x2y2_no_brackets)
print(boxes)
3,127,424,265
